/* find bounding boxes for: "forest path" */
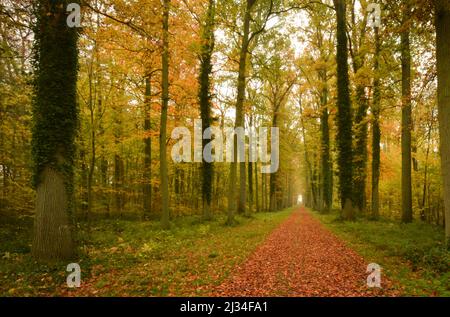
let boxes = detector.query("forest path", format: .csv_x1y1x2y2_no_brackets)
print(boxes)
214,207,398,297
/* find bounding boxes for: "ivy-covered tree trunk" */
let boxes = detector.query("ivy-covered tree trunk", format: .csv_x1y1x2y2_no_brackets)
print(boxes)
349,1,368,215
401,4,413,223
31,0,79,261
160,0,170,229
371,26,381,220
435,0,450,243
198,0,215,220
333,0,354,219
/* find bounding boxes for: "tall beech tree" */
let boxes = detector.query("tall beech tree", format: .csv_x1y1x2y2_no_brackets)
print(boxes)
31,0,79,261
312,5,333,213
319,62,332,214
435,0,450,242
401,2,413,223
371,23,382,220
198,0,216,220
296,4,334,213
226,0,283,221
333,0,354,219
260,53,295,212
160,0,170,229
349,1,369,214
227,0,256,223
143,75,152,218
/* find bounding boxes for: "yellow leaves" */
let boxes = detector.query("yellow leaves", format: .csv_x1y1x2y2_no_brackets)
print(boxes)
354,65,373,87
301,107,318,119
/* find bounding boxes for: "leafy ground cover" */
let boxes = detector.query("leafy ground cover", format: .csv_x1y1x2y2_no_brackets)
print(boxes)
312,209,450,296
0,209,292,296
215,207,399,297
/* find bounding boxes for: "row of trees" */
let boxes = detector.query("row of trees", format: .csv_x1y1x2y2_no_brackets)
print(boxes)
300,0,450,243
2,0,305,260
0,0,449,261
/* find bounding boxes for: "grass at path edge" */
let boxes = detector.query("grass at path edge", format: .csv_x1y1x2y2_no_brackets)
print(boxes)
310,208,449,297
0,208,293,296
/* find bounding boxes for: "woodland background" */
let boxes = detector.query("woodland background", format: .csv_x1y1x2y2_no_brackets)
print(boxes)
0,0,449,296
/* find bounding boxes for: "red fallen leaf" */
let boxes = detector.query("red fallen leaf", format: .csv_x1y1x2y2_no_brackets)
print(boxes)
211,207,399,297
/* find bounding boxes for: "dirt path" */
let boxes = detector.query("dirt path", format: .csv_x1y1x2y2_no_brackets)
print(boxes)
214,207,399,297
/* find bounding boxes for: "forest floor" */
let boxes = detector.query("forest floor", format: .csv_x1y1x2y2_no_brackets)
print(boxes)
0,207,448,296
214,207,398,296
0,208,292,296
313,209,449,296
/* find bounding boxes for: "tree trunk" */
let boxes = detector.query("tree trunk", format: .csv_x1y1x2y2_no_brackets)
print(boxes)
435,0,450,243
114,153,124,215
32,0,78,261
299,97,315,210
199,0,215,220
319,69,332,213
333,0,354,218
160,0,170,228
269,112,278,211
227,0,256,222
143,75,152,219
33,167,75,260
353,84,368,213
255,160,260,212
401,4,413,223
79,137,88,215
349,2,368,215
371,26,381,220
87,69,95,224
312,151,320,210
261,169,266,211
248,117,253,213
420,125,432,222
114,104,124,216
